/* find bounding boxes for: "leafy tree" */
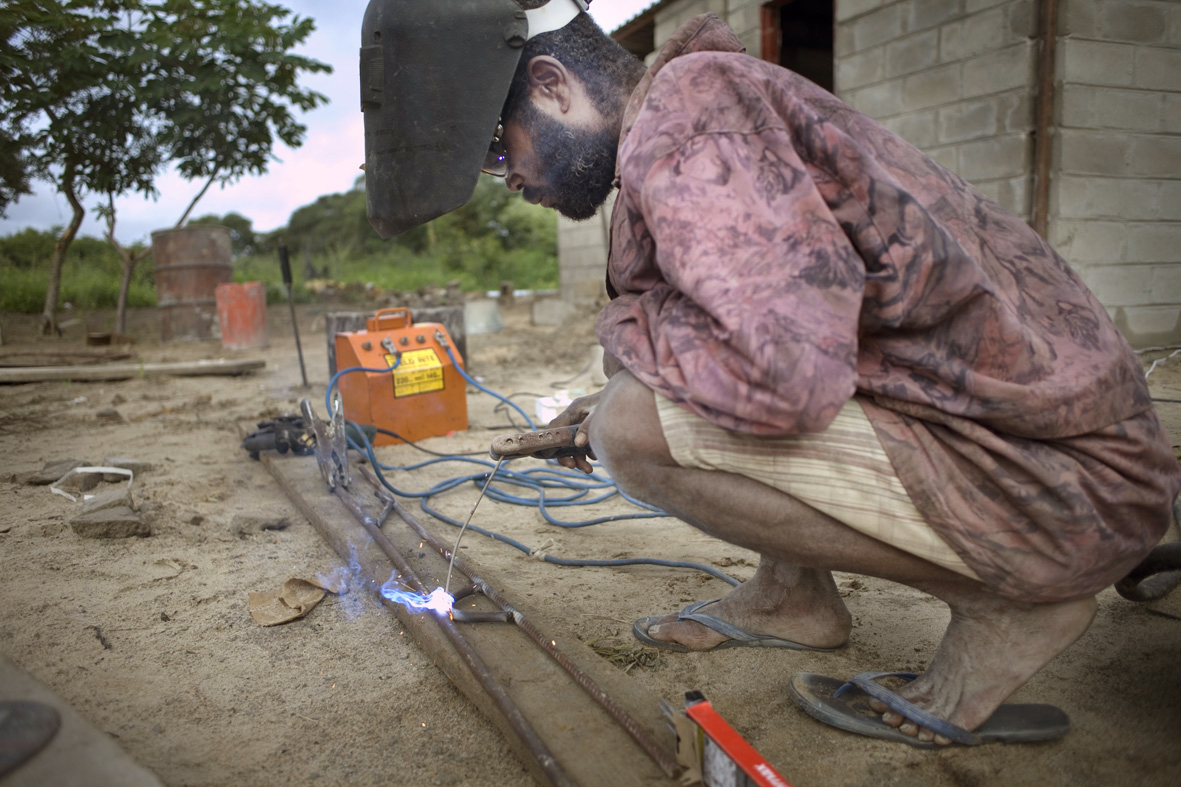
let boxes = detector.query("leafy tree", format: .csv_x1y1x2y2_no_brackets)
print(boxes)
0,0,330,334
189,212,257,258
0,226,56,269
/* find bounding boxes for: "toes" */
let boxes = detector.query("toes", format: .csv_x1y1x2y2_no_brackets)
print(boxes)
881,711,904,728
917,727,935,743
644,615,679,641
868,699,886,713
898,722,919,737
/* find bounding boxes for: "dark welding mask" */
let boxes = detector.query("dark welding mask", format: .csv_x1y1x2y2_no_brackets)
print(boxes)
360,0,589,238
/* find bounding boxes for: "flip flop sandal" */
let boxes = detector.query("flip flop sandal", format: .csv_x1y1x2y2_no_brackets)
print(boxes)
788,671,1070,747
633,599,844,653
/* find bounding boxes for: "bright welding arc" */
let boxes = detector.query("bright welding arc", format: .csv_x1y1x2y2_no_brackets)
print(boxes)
445,456,505,594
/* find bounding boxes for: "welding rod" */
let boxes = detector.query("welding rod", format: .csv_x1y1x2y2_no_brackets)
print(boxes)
358,467,682,779
278,242,309,388
330,482,575,787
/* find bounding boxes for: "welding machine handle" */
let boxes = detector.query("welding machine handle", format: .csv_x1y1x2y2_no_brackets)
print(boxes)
490,425,585,460
371,307,412,331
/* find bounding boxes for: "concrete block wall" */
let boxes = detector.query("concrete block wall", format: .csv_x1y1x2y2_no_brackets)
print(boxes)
558,1,731,305
653,0,730,51
835,0,1039,217
1049,0,1181,346
560,0,1179,344
556,193,614,304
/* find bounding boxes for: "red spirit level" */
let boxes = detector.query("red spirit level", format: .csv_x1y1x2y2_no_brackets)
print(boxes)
667,691,793,787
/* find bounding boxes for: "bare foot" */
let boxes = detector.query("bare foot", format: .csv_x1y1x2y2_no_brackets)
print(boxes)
643,559,851,651
868,594,1097,744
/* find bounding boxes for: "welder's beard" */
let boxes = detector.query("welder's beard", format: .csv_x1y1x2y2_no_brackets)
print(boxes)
522,107,618,221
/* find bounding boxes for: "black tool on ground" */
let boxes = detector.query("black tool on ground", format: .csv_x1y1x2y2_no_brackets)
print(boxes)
489,424,588,461
279,241,309,387
242,414,316,460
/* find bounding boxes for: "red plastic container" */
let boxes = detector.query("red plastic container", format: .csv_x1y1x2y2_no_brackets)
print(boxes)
215,282,269,351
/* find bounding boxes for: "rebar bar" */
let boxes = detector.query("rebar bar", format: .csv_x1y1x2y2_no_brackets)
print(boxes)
357,467,681,779
332,483,575,787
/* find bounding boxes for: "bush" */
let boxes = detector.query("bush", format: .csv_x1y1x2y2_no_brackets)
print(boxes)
0,228,156,312
0,174,559,314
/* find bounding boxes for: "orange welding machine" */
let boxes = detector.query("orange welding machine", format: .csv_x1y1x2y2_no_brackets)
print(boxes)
333,308,468,446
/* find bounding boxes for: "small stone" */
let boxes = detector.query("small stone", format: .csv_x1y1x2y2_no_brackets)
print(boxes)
95,408,124,423
81,487,136,515
71,506,150,539
111,394,127,405
26,459,90,485
230,513,290,538
103,457,154,476
137,500,165,527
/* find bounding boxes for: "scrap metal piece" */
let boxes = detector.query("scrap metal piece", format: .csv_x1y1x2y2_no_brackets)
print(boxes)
300,398,350,491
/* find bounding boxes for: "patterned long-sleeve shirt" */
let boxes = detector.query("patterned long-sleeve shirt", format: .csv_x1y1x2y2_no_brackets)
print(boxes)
598,15,1180,601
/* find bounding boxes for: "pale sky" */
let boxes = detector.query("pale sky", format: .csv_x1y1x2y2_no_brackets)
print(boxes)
0,0,657,244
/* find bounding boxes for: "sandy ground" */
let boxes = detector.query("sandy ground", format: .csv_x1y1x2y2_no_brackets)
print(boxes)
0,299,1179,787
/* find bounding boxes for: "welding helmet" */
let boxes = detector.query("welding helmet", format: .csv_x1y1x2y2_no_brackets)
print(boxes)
360,0,590,238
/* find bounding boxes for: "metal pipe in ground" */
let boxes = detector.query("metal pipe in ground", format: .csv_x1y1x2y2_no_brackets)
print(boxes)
278,242,309,387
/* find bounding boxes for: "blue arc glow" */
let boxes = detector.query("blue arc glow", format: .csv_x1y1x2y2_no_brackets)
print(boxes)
381,581,454,615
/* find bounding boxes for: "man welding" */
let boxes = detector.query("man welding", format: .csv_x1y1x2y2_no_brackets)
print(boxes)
362,0,1180,747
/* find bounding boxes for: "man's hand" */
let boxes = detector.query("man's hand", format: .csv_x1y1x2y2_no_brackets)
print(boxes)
545,391,601,474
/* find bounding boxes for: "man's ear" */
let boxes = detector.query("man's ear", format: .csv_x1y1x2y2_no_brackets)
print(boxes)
525,55,573,114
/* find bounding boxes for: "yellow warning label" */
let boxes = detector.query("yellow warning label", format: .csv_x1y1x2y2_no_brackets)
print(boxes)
390,349,444,397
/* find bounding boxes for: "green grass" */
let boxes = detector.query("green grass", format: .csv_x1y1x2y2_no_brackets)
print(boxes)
0,265,157,312
2,234,558,314
233,246,559,301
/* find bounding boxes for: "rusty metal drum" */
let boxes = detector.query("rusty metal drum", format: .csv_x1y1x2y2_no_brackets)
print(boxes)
151,226,233,342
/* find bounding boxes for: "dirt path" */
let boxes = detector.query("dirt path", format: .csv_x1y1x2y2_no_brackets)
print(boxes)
1,302,1178,786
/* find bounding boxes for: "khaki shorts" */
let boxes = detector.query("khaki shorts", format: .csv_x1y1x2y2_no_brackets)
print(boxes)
655,394,979,579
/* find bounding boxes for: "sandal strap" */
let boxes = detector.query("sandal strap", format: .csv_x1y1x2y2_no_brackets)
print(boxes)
835,671,982,745
677,599,774,644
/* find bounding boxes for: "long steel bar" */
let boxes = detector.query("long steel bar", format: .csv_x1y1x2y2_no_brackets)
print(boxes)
357,466,681,779
331,483,575,787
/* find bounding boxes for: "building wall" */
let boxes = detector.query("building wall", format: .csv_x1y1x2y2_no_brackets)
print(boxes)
1049,0,1181,346
835,0,1038,217
557,0,1180,346
556,202,613,303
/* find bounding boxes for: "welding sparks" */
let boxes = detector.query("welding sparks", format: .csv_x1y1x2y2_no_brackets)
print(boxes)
381,579,454,616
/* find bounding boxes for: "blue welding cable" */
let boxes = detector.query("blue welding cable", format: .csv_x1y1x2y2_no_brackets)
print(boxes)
323,361,739,586
416,496,740,587
440,342,536,429
356,443,661,526
325,362,400,418
326,366,663,525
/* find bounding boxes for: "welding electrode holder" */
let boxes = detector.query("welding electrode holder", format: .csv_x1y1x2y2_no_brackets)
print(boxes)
488,424,589,461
